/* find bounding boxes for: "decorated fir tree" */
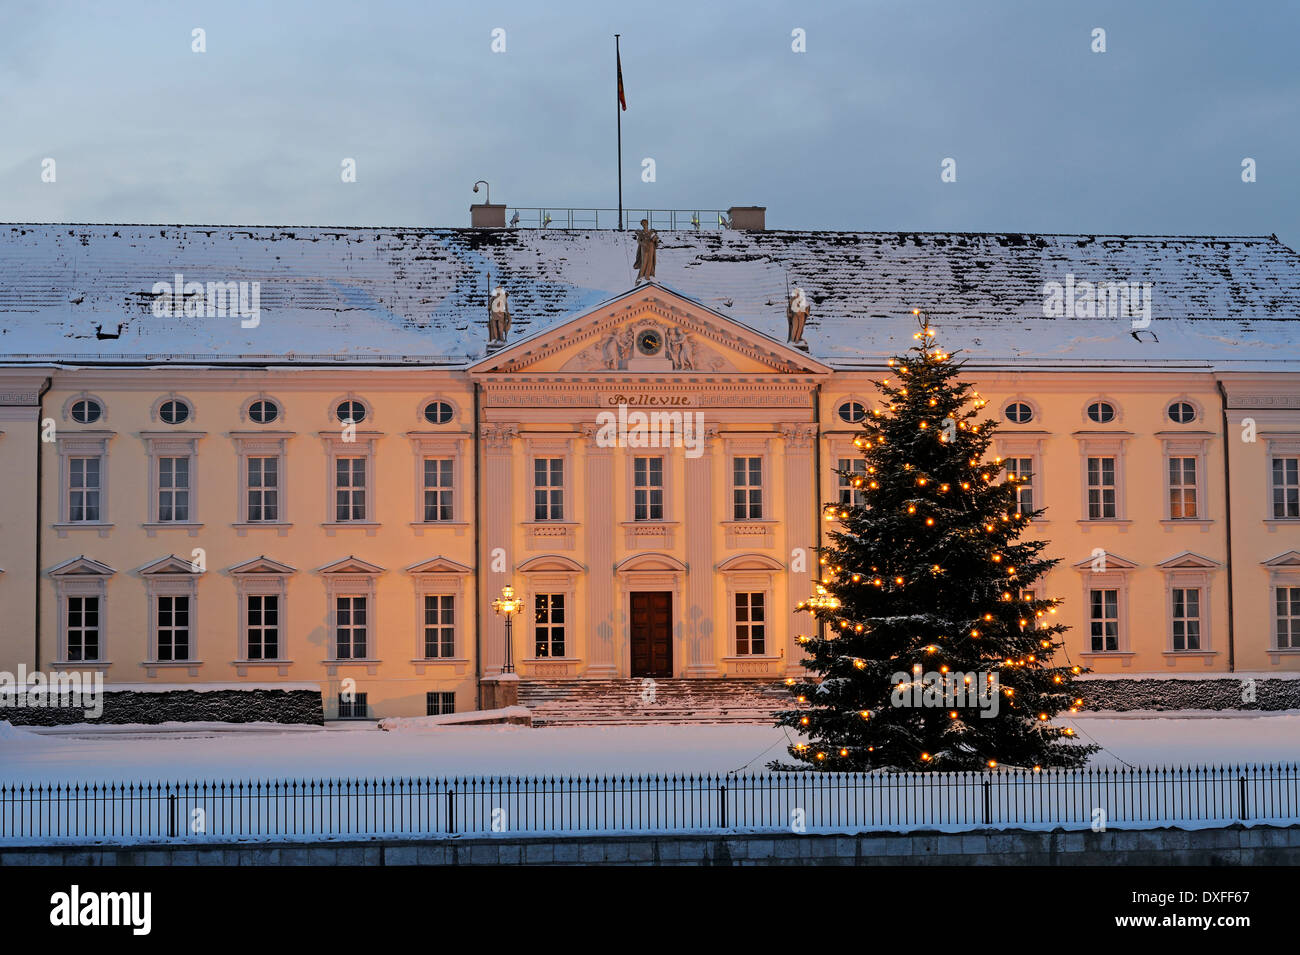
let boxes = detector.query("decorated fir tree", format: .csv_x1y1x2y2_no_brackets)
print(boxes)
777,313,1095,771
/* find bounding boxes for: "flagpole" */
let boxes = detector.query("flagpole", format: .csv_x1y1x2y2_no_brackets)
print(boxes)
615,34,623,231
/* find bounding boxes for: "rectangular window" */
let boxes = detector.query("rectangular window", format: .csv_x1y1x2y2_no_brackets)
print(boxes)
1277,586,1300,649
336,595,368,659
837,458,868,507
1089,589,1119,652
423,594,455,659
426,691,455,716
247,594,279,660
1171,587,1201,651
422,458,454,522
1272,457,1300,519
1006,457,1034,515
633,456,664,521
247,456,279,522
732,456,763,520
1086,456,1116,520
158,456,191,522
533,458,564,521
1168,457,1199,520
534,593,565,657
68,456,101,522
735,592,766,655
156,595,191,661
335,457,367,522
66,595,100,662
337,693,369,719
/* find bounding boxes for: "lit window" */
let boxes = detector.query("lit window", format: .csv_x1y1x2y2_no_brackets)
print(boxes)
535,594,566,657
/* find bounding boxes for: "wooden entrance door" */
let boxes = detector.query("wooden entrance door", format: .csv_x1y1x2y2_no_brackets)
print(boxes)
630,591,673,678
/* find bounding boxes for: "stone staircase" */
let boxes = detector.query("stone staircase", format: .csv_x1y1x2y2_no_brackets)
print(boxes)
516,679,796,727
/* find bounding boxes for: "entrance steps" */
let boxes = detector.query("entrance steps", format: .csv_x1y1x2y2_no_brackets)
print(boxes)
516,678,795,727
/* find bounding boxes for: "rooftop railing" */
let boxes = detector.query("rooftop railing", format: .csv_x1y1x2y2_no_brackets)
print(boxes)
505,208,730,230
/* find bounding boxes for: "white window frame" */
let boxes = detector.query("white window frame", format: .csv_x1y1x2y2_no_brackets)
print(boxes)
731,454,765,520
55,431,115,536
1156,552,1220,661
1268,445,1300,522
239,393,285,425
142,432,204,535
532,456,566,521
229,556,296,674
319,432,381,533
835,456,868,508
1158,433,1212,525
150,393,197,425
140,555,204,675
49,557,115,669
232,432,292,534
1264,551,1300,659
631,454,667,521
406,557,472,671
320,558,384,672
62,392,108,425
533,592,568,658
733,590,769,656
996,434,1048,523
407,432,470,529
1073,553,1137,660
1075,432,1132,527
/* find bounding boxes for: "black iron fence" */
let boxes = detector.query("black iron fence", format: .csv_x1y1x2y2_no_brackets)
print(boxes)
2,765,1297,844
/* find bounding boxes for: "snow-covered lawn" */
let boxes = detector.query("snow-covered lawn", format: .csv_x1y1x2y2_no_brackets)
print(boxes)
3,711,1299,784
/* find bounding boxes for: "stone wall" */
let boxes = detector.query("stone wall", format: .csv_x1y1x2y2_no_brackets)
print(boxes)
4,824,1297,866
1078,676,1300,712
2,688,323,726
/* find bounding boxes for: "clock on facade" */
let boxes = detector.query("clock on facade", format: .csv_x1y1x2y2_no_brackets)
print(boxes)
635,328,663,356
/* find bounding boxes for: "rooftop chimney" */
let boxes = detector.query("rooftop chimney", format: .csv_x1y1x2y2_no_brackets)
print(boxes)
728,206,766,230
470,203,506,228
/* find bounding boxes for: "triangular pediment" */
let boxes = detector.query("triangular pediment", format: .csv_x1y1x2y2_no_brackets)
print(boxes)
1156,551,1221,570
317,556,386,575
1072,551,1139,571
405,556,474,575
228,556,298,576
138,554,204,576
469,283,832,376
48,556,115,577
1263,550,1300,568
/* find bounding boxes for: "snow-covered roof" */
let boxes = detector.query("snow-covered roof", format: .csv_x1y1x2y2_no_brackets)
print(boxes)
1,223,1298,369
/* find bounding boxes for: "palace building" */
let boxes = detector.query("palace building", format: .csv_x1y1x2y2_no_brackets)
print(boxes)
1,214,1299,719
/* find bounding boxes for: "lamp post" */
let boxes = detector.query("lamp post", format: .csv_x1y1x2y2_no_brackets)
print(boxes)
491,584,524,675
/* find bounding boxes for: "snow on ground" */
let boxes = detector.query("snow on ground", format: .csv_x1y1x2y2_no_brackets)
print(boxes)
2,713,1300,784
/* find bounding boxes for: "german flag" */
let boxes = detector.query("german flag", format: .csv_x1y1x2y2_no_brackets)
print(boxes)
617,49,627,110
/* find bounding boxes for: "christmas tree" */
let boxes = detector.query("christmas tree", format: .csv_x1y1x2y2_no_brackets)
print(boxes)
777,313,1095,771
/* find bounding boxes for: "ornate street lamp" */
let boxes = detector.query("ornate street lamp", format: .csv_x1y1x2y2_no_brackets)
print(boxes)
491,584,525,674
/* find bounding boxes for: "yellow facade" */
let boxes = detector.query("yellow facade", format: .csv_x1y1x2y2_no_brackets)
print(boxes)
1,285,1298,719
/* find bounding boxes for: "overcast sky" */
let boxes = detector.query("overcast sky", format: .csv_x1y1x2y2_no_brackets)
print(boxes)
2,0,1296,245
